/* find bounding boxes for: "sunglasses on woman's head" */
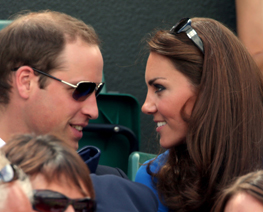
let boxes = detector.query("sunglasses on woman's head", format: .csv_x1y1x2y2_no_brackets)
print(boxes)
170,17,204,54
12,67,104,101
33,189,96,212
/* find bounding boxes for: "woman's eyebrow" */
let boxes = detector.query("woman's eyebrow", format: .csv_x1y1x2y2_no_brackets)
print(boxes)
148,77,166,85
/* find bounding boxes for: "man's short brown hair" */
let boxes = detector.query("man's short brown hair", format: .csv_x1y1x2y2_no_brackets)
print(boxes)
0,10,100,104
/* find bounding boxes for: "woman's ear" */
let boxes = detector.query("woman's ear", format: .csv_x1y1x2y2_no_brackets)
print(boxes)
15,66,36,99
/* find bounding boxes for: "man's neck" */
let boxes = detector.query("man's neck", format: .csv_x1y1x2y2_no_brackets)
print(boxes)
0,105,29,143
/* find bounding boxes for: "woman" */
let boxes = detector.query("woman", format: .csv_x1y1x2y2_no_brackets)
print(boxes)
2,134,96,212
135,17,263,212
213,170,263,212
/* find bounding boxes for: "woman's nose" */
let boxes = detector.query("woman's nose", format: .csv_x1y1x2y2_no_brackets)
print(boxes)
141,93,157,115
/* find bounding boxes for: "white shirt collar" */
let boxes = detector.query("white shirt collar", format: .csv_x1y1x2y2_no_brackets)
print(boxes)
0,138,6,148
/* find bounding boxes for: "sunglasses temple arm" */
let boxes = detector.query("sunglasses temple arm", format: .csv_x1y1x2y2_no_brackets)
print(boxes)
33,68,77,88
186,28,204,52
32,68,65,84
61,80,77,88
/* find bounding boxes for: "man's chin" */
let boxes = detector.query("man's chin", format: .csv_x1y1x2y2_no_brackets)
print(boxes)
48,133,79,150
69,140,79,151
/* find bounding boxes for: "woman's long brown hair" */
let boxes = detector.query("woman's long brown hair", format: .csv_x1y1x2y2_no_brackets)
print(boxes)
146,17,263,211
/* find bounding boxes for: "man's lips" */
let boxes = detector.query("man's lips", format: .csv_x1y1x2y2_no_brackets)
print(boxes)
70,124,85,131
71,124,83,131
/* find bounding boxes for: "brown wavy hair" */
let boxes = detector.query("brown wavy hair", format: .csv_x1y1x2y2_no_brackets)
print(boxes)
2,134,95,198
146,17,263,211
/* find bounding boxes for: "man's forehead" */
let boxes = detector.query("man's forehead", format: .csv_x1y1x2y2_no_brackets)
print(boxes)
54,38,101,70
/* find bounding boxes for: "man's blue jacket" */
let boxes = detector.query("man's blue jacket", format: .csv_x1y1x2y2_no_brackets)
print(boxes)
78,146,158,212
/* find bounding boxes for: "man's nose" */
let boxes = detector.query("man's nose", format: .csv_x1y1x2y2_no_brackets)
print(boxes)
81,93,99,120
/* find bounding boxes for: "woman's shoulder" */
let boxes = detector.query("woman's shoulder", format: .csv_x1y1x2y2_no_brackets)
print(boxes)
135,150,170,212
135,150,169,182
149,150,169,171
151,150,169,169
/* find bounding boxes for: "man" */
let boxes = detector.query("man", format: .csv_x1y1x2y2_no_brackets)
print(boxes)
0,10,158,212
0,11,103,150
0,152,33,212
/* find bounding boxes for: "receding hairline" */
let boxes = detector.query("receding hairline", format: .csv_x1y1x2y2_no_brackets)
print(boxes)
10,10,100,46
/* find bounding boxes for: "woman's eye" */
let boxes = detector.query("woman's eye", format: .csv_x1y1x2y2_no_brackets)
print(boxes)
154,84,165,93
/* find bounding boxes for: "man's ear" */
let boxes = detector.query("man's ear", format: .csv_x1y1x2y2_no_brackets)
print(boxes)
15,66,37,99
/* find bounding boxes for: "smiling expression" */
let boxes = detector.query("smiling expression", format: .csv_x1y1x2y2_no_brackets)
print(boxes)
142,52,196,149
24,38,103,150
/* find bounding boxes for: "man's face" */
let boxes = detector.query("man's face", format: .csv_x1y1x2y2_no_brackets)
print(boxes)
25,38,104,150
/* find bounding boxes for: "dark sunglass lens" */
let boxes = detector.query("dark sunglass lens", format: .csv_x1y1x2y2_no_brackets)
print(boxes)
174,18,188,32
73,83,96,101
34,197,68,212
73,199,96,212
72,202,87,212
95,83,104,97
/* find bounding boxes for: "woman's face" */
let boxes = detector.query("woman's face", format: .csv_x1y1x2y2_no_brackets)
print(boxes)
142,52,196,149
30,173,90,212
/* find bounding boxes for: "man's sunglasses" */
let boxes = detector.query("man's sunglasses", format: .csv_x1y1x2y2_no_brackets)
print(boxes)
33,189,96,212
12,67,104,101
0,164,19,183
170,17,204,53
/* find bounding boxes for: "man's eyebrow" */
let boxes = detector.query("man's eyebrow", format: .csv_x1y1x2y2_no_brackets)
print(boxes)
148,77,166,85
